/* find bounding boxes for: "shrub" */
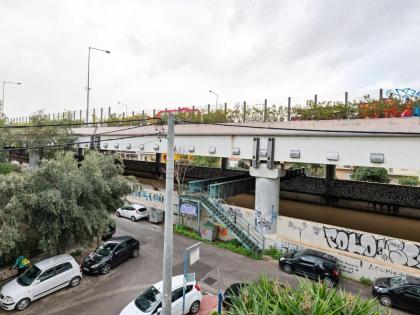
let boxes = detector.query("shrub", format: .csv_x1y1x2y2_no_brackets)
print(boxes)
360,276,374,286
398,176,419,186
228,275,382,315
0,162,20,174
351,167,389,183
262,246,283,260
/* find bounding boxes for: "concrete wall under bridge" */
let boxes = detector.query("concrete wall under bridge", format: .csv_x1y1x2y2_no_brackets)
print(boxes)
127,186,420,282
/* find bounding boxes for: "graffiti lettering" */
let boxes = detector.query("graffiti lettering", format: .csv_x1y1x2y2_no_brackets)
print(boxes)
274,240,301,254
323,227,420,269
386,88,420,100
133,189,165,204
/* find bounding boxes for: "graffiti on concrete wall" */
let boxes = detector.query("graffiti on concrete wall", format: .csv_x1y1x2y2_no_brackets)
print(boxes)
386,88,420,100
225,206,243,219
273,240,301,254
255,210,272,232
323,227,420,269
133,189,165,204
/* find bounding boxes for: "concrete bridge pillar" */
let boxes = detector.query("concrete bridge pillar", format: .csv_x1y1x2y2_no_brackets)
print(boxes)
221,157,229,172
325,164,336,181
250,163,280,234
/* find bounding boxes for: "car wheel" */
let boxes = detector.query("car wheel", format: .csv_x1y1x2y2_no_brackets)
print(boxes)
323,277,334,288
189,300,201,314
69,276,81,287
132,248,139,258
15,298,30,311
101,264,111,274
116,211,120,217
378,295,392,307
283,264,293,274
131,216,136,222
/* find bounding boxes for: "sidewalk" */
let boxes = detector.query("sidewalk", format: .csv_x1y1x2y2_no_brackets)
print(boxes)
197,294,218,315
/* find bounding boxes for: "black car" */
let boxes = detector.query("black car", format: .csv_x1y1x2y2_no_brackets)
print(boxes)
279,249,340,287
82,236,140,275
372,275,420,314
222,283,249,309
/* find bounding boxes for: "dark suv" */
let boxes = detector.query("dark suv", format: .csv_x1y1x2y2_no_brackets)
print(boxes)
82,236,140,275
279,249,340,287
372,275,420,314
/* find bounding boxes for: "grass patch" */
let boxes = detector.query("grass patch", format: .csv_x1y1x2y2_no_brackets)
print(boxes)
360,276,374,286
262,246,283,260
0,162,20,175
174,224,262,260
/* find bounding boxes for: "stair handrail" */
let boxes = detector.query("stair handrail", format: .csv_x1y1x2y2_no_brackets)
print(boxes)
185,187,265,250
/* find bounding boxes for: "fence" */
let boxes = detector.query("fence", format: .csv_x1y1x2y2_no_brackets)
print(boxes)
5,87,420,124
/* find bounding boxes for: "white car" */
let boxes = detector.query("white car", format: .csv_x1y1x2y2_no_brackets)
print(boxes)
120,275,202,315
116,204,148,222
0,254,82,311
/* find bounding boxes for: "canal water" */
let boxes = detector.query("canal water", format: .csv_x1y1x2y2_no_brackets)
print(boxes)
226,194,420,243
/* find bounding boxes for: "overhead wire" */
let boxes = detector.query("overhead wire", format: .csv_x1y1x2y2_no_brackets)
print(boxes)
0,133,164,153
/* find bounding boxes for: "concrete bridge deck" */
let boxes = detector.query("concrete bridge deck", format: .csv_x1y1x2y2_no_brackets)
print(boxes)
73,118,420,169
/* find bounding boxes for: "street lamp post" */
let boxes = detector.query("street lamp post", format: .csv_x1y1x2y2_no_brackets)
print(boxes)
2,81,22,118
117,102,128,116
86,46,110,124
209,90,219,109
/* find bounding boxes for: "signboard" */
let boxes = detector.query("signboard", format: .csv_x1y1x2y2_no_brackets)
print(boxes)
180,202,198,217
189,247,200,266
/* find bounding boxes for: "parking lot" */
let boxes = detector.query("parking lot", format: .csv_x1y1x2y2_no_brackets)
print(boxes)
0,215,409,315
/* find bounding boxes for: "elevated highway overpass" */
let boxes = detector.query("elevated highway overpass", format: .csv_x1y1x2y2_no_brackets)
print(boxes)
73,117,420,169
72,117,420,235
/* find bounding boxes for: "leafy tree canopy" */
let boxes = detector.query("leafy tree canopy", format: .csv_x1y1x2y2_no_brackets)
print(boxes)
0,151,133,264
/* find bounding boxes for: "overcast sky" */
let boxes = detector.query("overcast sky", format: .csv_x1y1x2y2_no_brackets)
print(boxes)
1,0,419,117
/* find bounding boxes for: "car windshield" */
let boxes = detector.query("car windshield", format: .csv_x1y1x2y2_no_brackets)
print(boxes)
135,286,162,312
96,243,117,256
17,266,42,286
389,276,408,287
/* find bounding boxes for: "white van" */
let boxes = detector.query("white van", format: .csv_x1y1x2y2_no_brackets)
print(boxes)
0,254,82,311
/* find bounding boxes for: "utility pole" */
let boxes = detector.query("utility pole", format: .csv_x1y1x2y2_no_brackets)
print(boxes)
162,113,175,315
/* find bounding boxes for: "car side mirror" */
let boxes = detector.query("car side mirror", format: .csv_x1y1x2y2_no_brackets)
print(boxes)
34,279,41,285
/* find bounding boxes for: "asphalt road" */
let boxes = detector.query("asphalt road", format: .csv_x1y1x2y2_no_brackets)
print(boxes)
1,216,410,315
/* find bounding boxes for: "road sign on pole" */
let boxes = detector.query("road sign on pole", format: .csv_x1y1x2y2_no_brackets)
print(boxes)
182,242,201,314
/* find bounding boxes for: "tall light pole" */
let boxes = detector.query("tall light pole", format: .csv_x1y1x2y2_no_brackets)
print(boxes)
209,90,218,108
162,113,175,315
86,46,110,124
117,101,128,116
2,81,21,118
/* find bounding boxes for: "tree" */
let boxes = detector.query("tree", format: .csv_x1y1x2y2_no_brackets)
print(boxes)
228,276,382,315
0,151,133,263
4,112,75,166
351,167,389,183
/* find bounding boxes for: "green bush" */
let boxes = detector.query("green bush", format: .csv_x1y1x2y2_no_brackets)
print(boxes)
228,275,383,315
0,162,20,174
360,276,374,286
262,246,283,260
351,167,389,183
398,176,419,186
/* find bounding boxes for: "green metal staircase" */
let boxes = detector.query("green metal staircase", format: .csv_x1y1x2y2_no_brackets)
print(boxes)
182,190,265,253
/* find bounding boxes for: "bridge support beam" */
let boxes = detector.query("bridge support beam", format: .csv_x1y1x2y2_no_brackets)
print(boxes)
250,164,280,234
221,157,228,171
325,164,336,181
